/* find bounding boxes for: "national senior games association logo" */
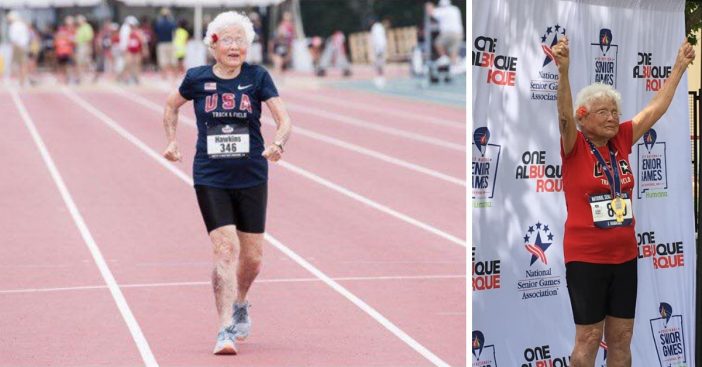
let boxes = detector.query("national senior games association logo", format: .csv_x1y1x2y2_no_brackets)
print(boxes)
637,230,685,270
515,150,563,192
473,245,501,292
520,344,570,367
472,127,501,208
636,129,669,199
530,23,566,101
633,50,672,91
472,330,498,366
472,35,518,86
650,302,688,367
590,28,618,87
517,221,562,300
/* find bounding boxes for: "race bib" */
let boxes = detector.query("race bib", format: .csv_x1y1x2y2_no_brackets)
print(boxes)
589,193,633,228
206,123,249,159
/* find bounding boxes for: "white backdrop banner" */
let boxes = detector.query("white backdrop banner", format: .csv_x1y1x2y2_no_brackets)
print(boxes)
471,0,696,366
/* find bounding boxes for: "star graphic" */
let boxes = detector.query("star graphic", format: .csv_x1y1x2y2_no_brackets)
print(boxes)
529,232,552,265
543,224,550,232
547,233,554,241
561,28,566,35
524,234,530,243
621,161,629,171
546,26,552,34
541,34,547,42
528,226,534,233
535,222,542,229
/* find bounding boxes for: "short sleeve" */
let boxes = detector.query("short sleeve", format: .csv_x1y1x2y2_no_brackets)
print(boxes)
178,71,195,100
257,70,279,102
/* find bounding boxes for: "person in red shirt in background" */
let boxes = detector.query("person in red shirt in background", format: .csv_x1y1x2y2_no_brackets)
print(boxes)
553,36,694,367
54,17,76,84
125,20,147,84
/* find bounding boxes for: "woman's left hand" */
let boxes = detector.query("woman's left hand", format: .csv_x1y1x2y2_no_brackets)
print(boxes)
262,144,283,162
676,40,696,68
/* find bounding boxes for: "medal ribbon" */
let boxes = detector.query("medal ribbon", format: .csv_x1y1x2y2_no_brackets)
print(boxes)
586,139,621,198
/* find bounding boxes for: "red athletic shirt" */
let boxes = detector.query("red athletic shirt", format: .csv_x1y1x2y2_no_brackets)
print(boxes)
560,120,637,264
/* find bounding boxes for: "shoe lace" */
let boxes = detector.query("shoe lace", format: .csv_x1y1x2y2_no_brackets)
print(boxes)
233,304,249,323
223,324,237,336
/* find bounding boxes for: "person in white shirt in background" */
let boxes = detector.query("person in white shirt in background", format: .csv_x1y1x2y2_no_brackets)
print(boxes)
433,0,464,73
8,11,31,86
370,18,390,89
117,16,138,83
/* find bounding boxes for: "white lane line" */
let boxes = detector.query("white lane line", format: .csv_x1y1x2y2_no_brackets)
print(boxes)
279,161,466,247
9,88,159,367
281,103,465,152
0,274,465,294
148,82,464,152
104,85,465,246
61,88,452,367
107,85,465,187
283,91,465,129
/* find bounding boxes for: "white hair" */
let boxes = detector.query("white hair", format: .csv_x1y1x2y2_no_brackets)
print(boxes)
203,11,255,47
574,83,622,122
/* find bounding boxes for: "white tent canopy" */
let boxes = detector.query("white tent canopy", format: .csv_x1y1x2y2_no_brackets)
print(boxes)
0,0,100,7
117,0,284,6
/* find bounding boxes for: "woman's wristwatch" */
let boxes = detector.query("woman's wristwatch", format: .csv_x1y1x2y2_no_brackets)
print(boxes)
274,141,285,153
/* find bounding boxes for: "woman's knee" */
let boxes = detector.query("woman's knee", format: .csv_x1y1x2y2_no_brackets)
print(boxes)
571,323,604,363
210,227,238,259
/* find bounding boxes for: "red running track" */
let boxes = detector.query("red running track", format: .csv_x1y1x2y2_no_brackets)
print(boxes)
0,80,466,367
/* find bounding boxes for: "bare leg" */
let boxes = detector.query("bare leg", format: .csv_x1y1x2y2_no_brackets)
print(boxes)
604,316,634,367
235,231,263,303
571,320,604,367
209,225,239,328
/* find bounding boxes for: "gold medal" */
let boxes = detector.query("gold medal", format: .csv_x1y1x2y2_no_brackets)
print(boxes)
612,197,626,223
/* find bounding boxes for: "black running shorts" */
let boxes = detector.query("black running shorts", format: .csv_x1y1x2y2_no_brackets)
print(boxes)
194,183,267,234
565,258,637,325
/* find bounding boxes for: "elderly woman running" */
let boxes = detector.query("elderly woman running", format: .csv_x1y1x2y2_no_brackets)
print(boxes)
161,11,292,355
553,36,694,367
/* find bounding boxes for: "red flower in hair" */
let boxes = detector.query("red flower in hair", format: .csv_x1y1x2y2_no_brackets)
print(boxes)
211,33,218,43
576,106,587,119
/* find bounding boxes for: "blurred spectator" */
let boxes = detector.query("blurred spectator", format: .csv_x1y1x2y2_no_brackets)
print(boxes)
54,17,77,84
8,11,31,86
317,30,351,77
173,19,189,74
118,16,137,82
139,16,155,70
75,15,94,83
270,11,295,75
307,36,323,73
247,12,263,64
370,18,390,88
94,20,115,82
154,8,177,79
125,17,147,84
433,0,463,68
27,23,40,85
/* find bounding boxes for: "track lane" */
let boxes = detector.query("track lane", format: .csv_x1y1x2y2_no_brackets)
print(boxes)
0,90,145,366
21,89,452,365
66,86,466,365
